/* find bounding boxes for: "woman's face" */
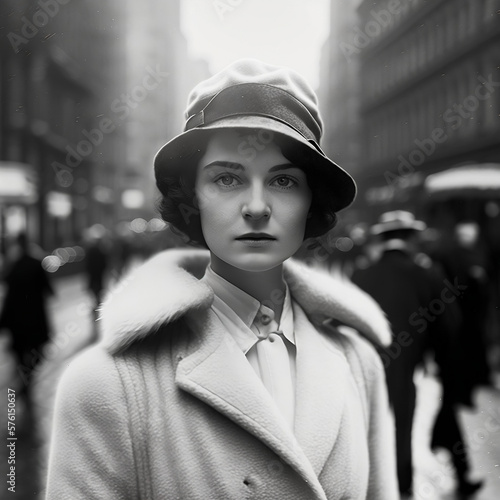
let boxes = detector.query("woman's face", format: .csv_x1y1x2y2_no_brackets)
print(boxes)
195,129,312,272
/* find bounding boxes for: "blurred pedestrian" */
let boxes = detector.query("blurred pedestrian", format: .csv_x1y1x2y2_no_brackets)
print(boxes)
341,222,382,277
83,225,109,310
0,232,54,418
432,221,491,398
110,232,133,279
351,211,458,497
428,222,491,497
46,59,399,500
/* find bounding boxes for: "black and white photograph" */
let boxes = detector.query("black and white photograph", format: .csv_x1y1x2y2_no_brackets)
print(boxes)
0,1,499,499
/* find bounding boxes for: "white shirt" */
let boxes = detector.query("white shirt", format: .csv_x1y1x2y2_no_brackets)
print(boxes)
202,266,296,429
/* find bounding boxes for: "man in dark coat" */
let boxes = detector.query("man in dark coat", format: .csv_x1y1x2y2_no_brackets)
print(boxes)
0,233,54,408
351,211,475,497
428,222,490,497
432,222,491,401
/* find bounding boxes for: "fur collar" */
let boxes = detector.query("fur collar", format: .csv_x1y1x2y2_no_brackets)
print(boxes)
99,249,392,354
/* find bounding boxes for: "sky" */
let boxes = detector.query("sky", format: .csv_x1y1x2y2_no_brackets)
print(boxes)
180,0,331,90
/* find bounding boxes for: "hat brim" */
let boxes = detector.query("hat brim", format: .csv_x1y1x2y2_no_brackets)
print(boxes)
370,220,427,235
154,115,356,213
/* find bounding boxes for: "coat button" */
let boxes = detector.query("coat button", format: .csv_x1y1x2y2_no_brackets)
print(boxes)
243,474,262,488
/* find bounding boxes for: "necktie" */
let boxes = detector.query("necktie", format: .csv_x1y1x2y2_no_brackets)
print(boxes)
254,313,295,429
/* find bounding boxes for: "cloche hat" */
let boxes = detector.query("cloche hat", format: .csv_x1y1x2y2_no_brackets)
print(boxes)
154,59,356,214
370,210,427,236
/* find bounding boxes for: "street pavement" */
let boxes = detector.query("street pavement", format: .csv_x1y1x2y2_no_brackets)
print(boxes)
411,371,500,499
0,271,499,499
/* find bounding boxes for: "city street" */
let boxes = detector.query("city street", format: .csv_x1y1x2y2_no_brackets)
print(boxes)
0,271,499,499
1,0,499,499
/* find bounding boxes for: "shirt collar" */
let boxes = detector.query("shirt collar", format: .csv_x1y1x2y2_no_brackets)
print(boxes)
202,266,295,347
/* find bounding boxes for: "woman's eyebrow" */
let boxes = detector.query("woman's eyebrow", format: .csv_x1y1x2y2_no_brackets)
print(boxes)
268,163,299,172
202,161,299,172
202,161,243,170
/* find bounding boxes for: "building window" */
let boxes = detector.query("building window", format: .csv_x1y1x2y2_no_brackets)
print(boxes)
465,0,479,37
435,13,444,59
409,31,418,76
7,57,26,131
436,85,447,132
442,77,458,141
461,63,477,138
446,4,456,51
418,26,426,70
482,48,500,132
427,20,435,64
425,84,434,135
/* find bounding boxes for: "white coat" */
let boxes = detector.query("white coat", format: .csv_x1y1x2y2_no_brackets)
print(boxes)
46,249,399,500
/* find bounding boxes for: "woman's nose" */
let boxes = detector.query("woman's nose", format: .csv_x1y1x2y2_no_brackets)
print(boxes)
242,185,271,220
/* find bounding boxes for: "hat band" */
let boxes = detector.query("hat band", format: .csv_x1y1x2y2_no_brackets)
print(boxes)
184,83,322,143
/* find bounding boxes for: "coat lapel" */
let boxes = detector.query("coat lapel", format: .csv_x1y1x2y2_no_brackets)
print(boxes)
176,308,328,500
292,302,349,476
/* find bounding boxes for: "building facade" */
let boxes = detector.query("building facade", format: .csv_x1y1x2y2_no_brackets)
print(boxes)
319,0,363,174
0,0,205,265
317,0,500,284
319,0,364,229
0,0,127,257
354,0,500,225
116,0,210,225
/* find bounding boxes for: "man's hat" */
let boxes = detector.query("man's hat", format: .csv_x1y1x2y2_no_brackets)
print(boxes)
370,210,426,235
154,59,356,213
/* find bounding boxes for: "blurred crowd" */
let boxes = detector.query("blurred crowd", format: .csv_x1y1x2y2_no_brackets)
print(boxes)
0,210,498,498
0,219,189,406
347,211,494,498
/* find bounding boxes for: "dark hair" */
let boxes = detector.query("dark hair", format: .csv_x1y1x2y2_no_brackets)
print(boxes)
156,157,205,246
156,131,338,247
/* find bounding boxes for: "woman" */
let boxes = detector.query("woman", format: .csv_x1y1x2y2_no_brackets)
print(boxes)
46,59,398,499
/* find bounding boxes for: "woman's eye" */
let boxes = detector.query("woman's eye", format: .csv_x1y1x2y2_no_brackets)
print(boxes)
215,174,239,187
272,176,296,188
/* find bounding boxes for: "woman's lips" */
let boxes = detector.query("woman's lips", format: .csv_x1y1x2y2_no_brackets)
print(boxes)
235,234,277,247
235,233,276,240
